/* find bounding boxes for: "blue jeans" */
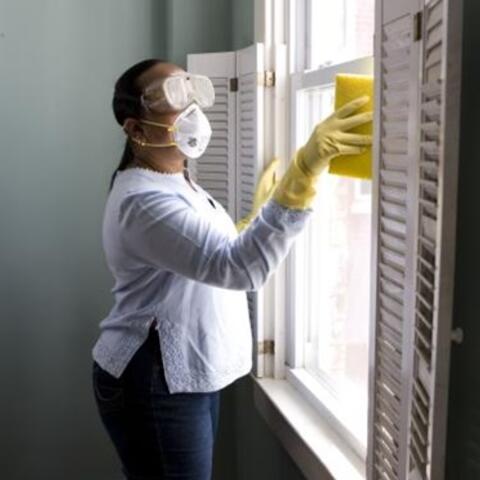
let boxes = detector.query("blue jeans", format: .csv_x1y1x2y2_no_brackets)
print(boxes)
92,323,221,480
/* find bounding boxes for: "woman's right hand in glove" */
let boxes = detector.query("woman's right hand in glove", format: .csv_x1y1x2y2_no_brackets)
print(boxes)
272,95,373,209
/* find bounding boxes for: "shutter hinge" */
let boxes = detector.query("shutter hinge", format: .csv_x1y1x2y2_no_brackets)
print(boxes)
258,70,276,87
258,340,275,355
264,70,277,87
413,11,423,42
230,77,238,92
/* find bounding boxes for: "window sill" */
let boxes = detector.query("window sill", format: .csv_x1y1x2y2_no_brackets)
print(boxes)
251,374,365,480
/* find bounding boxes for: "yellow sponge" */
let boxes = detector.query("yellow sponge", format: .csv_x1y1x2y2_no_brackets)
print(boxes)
328,73,374,179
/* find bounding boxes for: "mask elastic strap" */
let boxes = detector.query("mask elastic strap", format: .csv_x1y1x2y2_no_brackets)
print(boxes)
130,119,178,148
130,137,177,148
139,119,177,132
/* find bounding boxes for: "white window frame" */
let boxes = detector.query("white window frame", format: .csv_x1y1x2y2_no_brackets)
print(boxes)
286,55,374,461
283,0,375,462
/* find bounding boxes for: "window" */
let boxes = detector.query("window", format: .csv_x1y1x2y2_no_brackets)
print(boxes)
286,0,374,459
307,0,375,69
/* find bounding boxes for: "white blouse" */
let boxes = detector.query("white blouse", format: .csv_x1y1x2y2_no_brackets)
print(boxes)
91,166,312,393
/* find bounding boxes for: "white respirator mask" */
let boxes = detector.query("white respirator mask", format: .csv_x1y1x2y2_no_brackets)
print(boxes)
130,102,212,159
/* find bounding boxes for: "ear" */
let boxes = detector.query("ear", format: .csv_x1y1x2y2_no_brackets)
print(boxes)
122,117,145,140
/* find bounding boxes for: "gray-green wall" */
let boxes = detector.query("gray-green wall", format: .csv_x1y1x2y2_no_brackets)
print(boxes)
0,1,167,478
165,0,254,66
166,0,232,67
0,0,305,479
232,0,254,50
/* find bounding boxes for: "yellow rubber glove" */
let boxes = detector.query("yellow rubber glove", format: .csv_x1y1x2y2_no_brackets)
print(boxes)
235,157,280,233
272,95,373,210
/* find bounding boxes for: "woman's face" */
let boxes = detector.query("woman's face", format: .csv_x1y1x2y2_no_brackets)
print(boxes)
125,62,188,158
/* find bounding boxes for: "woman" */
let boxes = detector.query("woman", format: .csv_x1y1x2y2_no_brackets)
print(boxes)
91,58,372,480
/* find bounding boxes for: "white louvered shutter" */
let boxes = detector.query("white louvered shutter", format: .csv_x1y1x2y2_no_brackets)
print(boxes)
368,0,423,478
236,43,267,377
188,45,269,377
407,1,461,479
368,0,462,479
187,52,237,217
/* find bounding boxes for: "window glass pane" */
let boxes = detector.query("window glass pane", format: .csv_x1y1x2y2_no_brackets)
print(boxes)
309,0,374,69
297,86,371,445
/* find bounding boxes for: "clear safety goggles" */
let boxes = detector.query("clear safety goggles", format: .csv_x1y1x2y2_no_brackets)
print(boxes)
140,73,215,112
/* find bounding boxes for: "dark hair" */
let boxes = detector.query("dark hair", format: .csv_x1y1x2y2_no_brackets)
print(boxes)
109,58,166,191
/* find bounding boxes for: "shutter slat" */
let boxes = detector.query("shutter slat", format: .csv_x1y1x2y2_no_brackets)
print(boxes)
380,263,405,286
